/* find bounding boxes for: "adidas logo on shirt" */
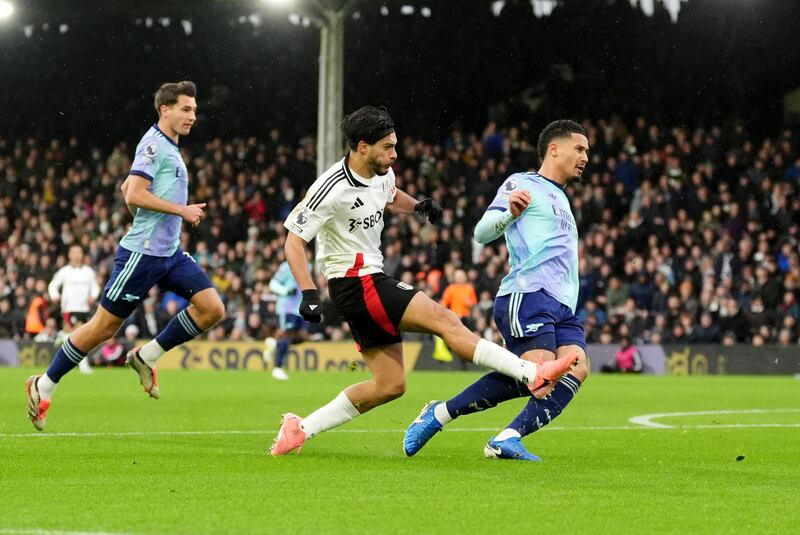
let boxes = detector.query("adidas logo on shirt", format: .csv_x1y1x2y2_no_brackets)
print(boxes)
350,197,364,210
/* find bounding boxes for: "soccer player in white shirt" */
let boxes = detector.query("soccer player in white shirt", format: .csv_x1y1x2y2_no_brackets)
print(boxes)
48,244,100,374
270,106,577,455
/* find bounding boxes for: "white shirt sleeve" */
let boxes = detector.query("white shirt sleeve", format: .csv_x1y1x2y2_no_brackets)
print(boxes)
89,268,100,300
284,178,341,241
48,267,65,300
387,171,397,204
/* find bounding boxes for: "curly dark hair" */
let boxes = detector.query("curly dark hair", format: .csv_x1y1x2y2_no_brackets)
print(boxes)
341,106,395,151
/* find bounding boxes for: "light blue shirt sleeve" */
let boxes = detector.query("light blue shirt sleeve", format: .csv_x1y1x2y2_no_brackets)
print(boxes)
269,262,297,296
486,175,522,211
474,209,516,244
130,136,161,181
475,174,529,243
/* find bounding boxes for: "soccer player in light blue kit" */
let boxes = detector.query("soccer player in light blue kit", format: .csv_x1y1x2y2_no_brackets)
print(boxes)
265,260,308,380
26,81,225,431
404,120,590,460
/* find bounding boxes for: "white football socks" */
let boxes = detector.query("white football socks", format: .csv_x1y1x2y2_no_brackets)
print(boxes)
300,391,360,439
495,428,521,442
434,402,453,425
37,373,57,400
473,339,537,384
78,357,93,374
138,340,166,367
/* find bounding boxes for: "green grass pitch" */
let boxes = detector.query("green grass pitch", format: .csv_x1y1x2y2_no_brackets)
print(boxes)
1,368,798,534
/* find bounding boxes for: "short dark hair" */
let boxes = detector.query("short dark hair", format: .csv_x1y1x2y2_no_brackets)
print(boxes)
154,81,197,114
537,119,586,159
341,106,395,151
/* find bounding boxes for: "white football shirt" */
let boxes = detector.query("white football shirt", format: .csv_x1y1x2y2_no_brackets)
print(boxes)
48,264,100,313
285,155,397,279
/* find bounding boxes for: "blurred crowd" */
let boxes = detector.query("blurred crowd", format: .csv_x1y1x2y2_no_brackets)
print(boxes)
1,117,799,347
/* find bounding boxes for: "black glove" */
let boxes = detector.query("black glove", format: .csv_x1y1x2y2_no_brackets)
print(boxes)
415,198,443,224
299,289,323,323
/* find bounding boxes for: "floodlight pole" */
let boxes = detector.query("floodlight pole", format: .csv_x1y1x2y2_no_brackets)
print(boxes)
311,0,357,177
315,8,345,176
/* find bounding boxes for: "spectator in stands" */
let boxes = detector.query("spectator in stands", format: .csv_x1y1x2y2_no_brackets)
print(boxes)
692,312,721,343
601,335,643,373
132,298,167,339
440,269,478,330
743,295,777,339
1,118,798,347
0,298,13,337
96,336,126,367
34,318,59,343
24,280,49,338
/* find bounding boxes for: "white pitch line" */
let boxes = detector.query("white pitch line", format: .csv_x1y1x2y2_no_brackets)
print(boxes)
0,531,135,535
1,421,799,439
0,427,629,438
629,408,800,429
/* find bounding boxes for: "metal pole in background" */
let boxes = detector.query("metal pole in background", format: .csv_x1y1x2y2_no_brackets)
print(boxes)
315,4,346,177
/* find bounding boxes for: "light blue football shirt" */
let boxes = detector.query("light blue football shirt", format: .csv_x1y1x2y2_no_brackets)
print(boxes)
272,261,302,316
487,172,580,312
119,125,188,257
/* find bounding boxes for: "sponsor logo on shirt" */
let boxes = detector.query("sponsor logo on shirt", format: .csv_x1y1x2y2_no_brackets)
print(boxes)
348,209,383,233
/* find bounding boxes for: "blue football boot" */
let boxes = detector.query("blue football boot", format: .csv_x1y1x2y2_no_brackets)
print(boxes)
484,435,542,461
403,400,443,457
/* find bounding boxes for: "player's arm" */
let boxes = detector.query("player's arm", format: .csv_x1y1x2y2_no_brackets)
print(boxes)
388,188,443,223
123,175,206,226
386,188,418,214
47,267,64,302
632,348,643,373
283,181,339,323
89,270,100,305
285,232,323,323
285,233,316,292
120,177,138,217
268,269,296,297
473,189,531,244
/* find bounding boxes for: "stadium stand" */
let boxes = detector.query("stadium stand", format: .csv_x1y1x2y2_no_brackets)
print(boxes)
1,118,798,345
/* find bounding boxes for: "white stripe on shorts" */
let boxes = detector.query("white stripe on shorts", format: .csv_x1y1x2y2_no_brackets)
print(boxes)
107,252,142,302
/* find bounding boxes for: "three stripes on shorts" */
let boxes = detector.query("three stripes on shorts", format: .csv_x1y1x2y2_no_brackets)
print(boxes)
106,251,143,302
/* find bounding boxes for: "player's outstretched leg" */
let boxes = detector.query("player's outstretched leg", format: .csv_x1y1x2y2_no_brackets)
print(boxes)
270,413,306,455
25,376,51,431
403,400,443,457
529,355,579,399
489,347,588,461
271,344,403,456
272,338,290,380
24,307,123,430
126,347,159,399
484,435,542,462
270,391,361,456
482,380,575,463
130,288,224,397
399,293,577,396
404,370,533,456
